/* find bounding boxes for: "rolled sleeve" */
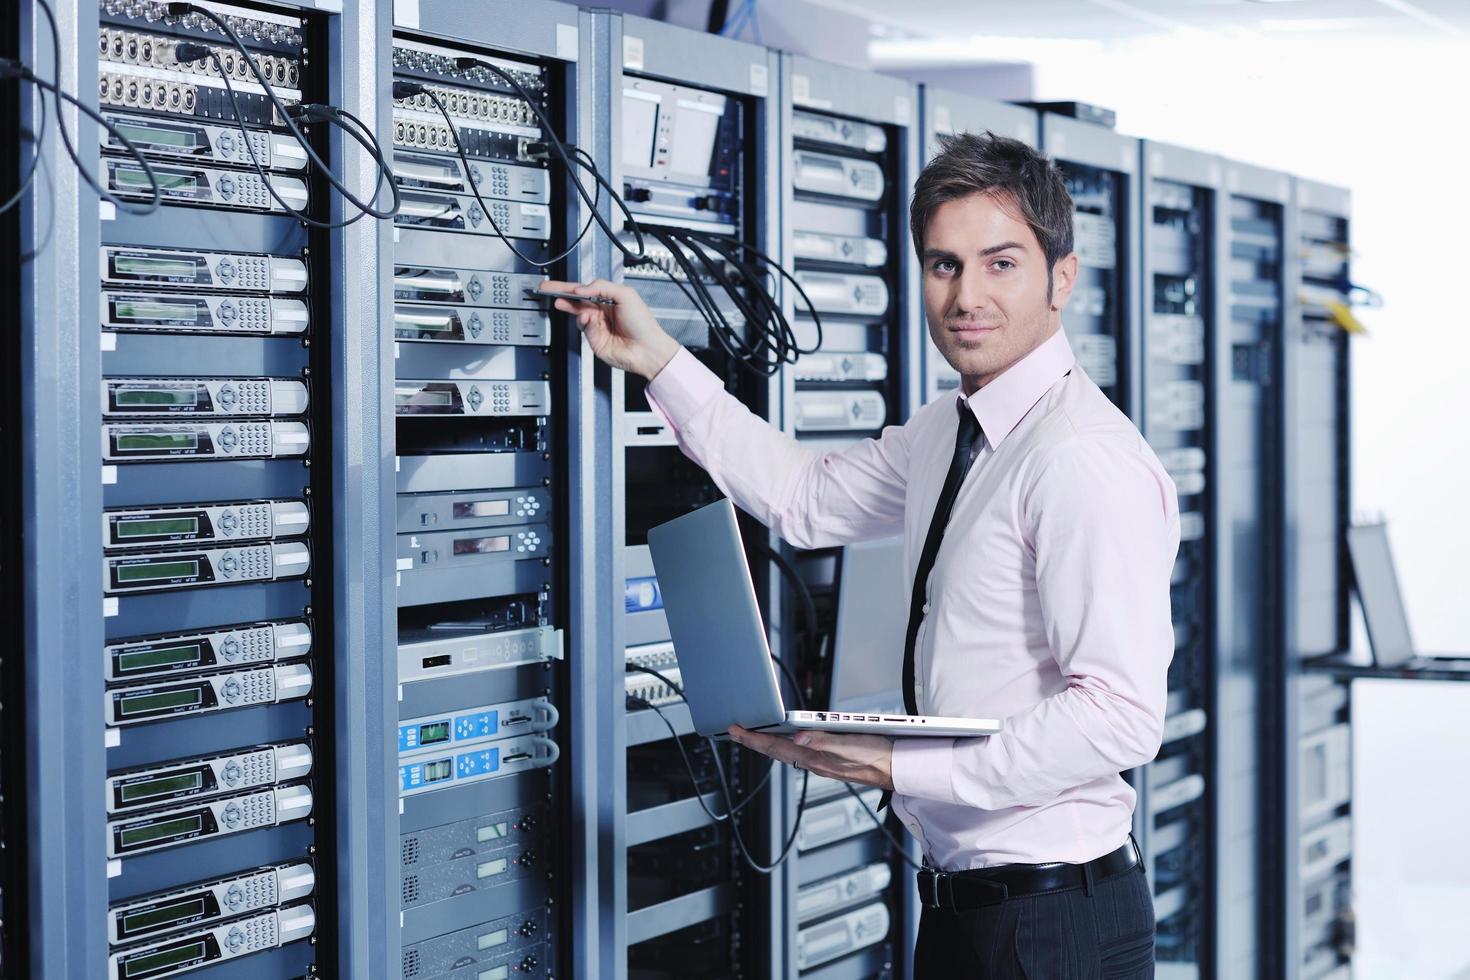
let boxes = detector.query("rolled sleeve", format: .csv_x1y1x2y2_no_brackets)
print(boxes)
891,737,959,805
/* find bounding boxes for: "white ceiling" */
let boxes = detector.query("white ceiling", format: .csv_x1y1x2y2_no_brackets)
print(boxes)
812,0,1470,48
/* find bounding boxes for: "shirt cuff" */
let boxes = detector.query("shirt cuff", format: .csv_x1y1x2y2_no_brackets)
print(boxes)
890,737,959,805
644,347,724,432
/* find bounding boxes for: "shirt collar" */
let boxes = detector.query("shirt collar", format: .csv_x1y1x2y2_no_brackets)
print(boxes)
955,327,1076,450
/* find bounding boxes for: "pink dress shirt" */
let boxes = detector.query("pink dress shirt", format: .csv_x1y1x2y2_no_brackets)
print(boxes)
645,328,1180,870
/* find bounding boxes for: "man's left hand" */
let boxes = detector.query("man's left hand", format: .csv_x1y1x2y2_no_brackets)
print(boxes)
728,726,895,791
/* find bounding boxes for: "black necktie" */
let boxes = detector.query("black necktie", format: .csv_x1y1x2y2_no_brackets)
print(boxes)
881,402,982,810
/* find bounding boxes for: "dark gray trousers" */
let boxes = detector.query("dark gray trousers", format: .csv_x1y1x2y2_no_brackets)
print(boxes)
913,863,1155,979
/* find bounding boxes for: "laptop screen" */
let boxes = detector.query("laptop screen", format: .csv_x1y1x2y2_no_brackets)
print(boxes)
829,537,907,711
1346,522,1415,666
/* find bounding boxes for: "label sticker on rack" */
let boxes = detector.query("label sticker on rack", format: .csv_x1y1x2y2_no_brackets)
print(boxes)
557,24,578,62
749,62,768,97
623,35,644,71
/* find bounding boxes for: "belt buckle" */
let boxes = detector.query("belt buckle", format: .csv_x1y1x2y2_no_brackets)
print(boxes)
926,870,946,908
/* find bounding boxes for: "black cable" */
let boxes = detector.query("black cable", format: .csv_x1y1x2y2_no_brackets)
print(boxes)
708,728,808,874
450,55,647,265
623,663,772,813
624,662,804,872
203,50,375,230
764,584,925,875
167,2,399,219
408,83,596,268
683,227,826,359
843,780,925,872
24,0,161,215
0,58,44,216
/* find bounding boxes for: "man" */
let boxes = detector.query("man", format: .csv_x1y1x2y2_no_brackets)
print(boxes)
543,132,1177,978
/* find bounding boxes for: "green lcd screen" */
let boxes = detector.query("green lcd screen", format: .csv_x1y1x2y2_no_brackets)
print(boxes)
117,644,202,673
396,389,456,407
118,167,200,192
115,121,199,150
424,759,453,783
116,432,198,452
120,770,203,804
396,311,454,332
122,938,207,977
115,387,198,407
118,687,202,716
418,721,450,746
114,299,200,322
118,814,203,849
476,857,508,879
121,896,208,937
477,928,509,951
116,559,200,584
113,254,204,279
478,968,510,980
116,517,199,539
476,821,509,843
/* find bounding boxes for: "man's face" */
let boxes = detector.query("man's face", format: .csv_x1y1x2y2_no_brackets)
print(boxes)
921,190,1076,393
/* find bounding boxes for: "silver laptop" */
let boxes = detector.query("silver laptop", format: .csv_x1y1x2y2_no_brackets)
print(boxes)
830,536,909,715
646,499,1001,739
1348,521,1469,670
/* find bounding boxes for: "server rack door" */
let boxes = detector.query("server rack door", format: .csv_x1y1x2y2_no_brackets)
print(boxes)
1137,140,1222,979
779,51,921,980
91,2,396,976
388,4,587,979
607,14,784,979
1216,159,1293,980
1276,177,1355,980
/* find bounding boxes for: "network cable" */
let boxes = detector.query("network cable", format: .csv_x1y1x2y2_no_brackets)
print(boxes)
628,225,825,378
766,655,923,873
166,3,401,222
451,55,648,265
176,45,390,230
624,660,808,874
426,58,817,379
0,54,45,216
400,80,600,268
5,0,162,215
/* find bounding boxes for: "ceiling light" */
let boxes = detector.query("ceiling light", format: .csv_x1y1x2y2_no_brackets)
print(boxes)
868,35,1105,66
1257,17,1378,31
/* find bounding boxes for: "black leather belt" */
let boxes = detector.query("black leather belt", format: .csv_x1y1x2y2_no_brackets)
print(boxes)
916,837,1142,910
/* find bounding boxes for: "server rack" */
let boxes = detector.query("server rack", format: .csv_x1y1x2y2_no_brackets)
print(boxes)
599,13,784,980
1273,178,1354,980
1136,140,1221,978
777,53,921,980
1035,111,1140,418
16,0,396,976
1217,159,1293,980
387,3,593,978
915,86,1038,404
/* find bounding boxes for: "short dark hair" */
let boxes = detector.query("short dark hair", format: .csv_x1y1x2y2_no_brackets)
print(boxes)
909,131,1075,289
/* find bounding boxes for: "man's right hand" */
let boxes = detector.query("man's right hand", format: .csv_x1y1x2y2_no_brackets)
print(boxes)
539,279,682,381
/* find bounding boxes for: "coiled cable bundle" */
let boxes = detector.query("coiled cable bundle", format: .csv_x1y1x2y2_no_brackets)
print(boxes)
628,225,824,379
